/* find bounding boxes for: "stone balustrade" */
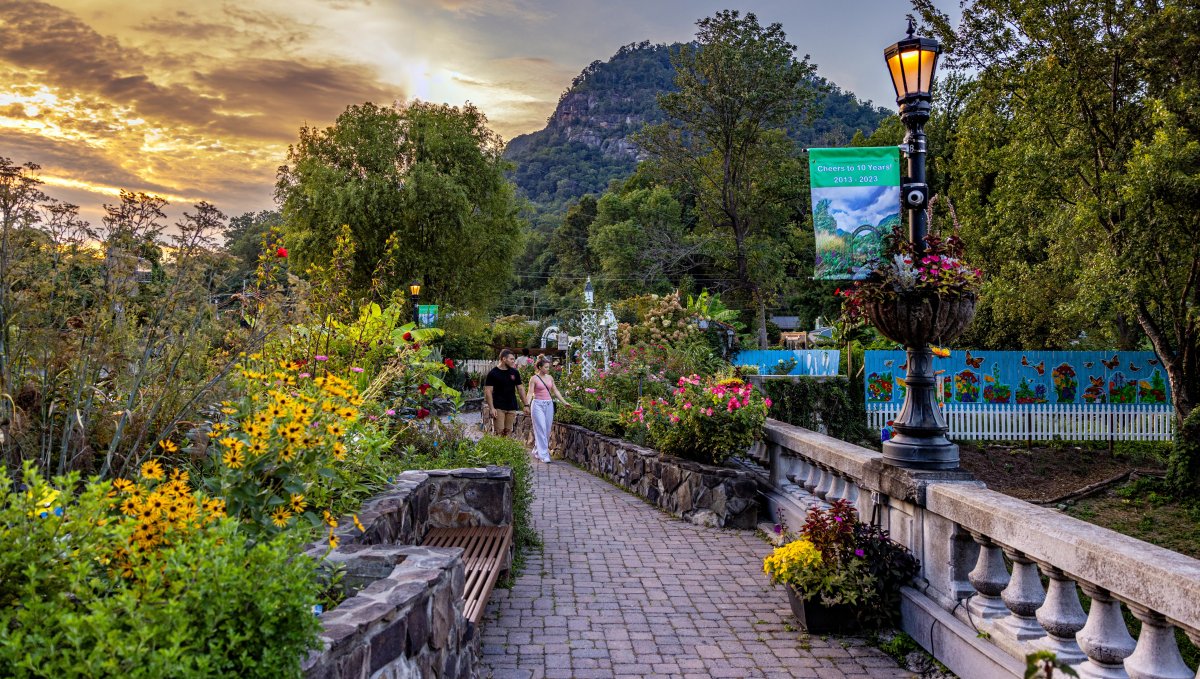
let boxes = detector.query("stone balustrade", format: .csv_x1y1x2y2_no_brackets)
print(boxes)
758,419,1200,679
301,467,513,679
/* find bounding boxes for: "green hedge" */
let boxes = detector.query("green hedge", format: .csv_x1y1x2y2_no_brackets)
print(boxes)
556,407,626,438
759,377,874,445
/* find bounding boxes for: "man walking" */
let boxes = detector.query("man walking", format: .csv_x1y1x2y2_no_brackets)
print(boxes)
484,349,527,437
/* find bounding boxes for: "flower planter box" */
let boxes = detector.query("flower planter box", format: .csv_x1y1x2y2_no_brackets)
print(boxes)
516,416,759,529
786,587,865,635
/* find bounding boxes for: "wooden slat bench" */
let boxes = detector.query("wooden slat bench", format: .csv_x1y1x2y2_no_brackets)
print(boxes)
421,525,513,624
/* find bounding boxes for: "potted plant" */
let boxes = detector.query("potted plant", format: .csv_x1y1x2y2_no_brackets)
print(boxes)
763,500,919,633
842,201,983,347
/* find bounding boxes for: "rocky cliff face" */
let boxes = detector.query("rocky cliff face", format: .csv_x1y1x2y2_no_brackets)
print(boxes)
550,91,646,160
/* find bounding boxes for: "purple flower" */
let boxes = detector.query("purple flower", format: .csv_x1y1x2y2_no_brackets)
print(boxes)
773,524,783,535
315,355,328,362
834,516,844,522
350,367,364,373
299,372,311,378
386,409,396,416
854,549,865,557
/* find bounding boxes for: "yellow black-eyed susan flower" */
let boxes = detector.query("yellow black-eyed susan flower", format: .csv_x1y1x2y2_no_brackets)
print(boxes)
140,459,165,480
223,447,246,469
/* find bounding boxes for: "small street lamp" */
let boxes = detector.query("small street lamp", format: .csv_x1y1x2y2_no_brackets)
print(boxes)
583,277,594,307
879,20,958,470
409,280,421,328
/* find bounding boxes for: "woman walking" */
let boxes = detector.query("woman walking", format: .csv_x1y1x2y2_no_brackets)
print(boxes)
525,356,571,463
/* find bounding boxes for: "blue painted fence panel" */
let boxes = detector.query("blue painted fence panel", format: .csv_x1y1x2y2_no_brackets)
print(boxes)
863,350,1171,406
734,350,841,376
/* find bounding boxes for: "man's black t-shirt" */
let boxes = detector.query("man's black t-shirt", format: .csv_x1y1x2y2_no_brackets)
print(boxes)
485,366,523,411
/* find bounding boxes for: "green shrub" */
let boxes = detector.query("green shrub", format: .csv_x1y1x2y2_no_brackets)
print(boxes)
625,374,768,465
1168,407,1200,495
558,406,626,438
760,377,873,445
0,465,322,679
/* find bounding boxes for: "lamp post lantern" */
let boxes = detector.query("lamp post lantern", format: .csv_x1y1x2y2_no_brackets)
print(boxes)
878,20,958,470
409,280,421,328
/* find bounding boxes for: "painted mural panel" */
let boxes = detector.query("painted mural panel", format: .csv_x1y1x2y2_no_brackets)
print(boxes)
863,351,1171,406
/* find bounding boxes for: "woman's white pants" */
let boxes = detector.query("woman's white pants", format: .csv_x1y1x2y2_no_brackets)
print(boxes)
531,399,554,462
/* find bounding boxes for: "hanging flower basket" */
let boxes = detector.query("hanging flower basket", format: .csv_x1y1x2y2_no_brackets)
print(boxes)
864,292,976,347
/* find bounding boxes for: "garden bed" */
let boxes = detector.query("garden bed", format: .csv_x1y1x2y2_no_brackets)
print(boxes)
516,416,759,529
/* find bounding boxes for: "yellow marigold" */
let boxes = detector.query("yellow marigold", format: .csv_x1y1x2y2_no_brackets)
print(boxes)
140,459,165,481
270,507,293,528
762,539,823,587
158,440,178,453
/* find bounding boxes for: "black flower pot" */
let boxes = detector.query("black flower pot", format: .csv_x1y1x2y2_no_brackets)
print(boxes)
864,292,976,346
786,587,864,635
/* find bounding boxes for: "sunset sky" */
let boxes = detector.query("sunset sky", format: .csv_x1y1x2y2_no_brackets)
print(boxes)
0,0,949,226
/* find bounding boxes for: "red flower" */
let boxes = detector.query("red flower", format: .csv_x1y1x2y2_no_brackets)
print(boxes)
402,331,413,341
412,342,420,350
275,246,288,258
416,407,430,419
418,383,431,395
443,358,455,369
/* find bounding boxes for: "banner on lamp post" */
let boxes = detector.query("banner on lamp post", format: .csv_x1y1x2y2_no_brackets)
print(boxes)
418,305,439,326
808,146,902,280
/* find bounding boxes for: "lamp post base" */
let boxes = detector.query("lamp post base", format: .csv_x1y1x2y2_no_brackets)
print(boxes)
882,433,960,471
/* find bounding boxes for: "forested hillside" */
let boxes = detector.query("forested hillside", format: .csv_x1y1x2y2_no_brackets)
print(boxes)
503,41,893,214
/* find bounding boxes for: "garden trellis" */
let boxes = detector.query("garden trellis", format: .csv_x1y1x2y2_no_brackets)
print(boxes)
864,350,1174,441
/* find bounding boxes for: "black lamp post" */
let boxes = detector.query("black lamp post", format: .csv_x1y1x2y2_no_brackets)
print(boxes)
879,20,958,470
409,280,421,328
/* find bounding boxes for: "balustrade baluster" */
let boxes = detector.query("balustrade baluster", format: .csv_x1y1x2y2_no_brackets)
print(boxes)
814,464,833,500
966,533,1010,620
1075,583,1136,679
1123,605,1193,679
801,460,820,493
1186,629,1200,679
827,473,846,502
1000,549,1046,642
1033,564,1086,665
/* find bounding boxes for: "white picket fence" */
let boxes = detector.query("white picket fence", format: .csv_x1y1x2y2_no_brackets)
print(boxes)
457,359,493,376
866,403,1175,441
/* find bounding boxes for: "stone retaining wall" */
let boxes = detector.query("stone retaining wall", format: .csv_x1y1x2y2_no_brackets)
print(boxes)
517,416,758,529
301,467,513,679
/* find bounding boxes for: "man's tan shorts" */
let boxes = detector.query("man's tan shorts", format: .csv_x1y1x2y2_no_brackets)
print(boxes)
488,409,519,436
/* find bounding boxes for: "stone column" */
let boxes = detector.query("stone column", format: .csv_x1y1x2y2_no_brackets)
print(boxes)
1075,583,1136,679
1123,605,1193,679
1033,564,1087,665
967,533,1010,620
814,464,833,500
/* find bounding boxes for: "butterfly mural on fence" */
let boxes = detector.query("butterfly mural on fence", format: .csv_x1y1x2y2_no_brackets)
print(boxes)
965,350,984,369
1101,354,1121,370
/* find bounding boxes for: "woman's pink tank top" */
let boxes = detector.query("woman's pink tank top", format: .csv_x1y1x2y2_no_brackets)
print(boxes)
532,374,553,400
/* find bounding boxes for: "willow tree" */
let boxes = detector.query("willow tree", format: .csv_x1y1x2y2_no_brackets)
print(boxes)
276,101,524,309
635,11,820,348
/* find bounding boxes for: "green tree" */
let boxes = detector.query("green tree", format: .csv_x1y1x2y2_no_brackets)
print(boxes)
635,10,821,347
276,101,524,309
914,0,1200,490
222,210,282,289
589,185,701,299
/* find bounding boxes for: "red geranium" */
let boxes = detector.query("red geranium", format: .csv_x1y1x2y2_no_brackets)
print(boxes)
443,358,455,369
275,246,288,258
416,407,430,419
402,331,413,341
418,383,431,395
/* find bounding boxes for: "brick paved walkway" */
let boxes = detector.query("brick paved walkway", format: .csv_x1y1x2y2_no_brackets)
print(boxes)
479,459,913,679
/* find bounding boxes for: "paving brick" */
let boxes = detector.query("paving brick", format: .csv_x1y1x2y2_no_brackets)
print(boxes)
478,457,914,679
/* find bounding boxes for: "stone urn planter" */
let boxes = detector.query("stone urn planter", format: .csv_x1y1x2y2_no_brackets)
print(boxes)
864,292,976,346
786,588,865,635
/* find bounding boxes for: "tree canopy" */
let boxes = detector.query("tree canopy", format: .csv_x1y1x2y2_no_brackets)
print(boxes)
276,101,525,309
